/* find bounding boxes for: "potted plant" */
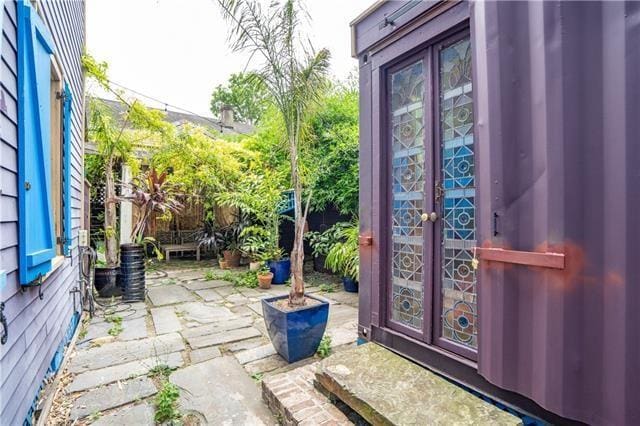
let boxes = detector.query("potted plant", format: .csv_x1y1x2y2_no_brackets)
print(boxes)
93,241,121,297
220,0,332,363
306,223,348,274
196,217,223,266
265,246,290,285
325,221,359,293
117,169,182,301
219,214,248,268
257,264,273,289
240,226,271,271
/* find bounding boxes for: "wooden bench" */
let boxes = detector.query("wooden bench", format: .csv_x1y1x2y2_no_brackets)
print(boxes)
163,243,200,261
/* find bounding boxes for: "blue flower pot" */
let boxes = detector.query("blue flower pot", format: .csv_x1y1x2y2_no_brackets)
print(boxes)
268,258,291,284
342,277,359,293
262,294,330,363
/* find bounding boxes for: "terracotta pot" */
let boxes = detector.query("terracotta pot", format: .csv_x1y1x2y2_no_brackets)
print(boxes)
223,250,241,267
257,272,273,289
219,259,229,269
249,261,262,271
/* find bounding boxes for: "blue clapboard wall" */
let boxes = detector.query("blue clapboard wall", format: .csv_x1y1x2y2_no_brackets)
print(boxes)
0,0,85,423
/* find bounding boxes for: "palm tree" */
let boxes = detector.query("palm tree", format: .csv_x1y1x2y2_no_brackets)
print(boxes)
218,0,330,306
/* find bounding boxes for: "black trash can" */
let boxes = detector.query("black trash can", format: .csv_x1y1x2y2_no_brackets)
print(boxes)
120,243,146,302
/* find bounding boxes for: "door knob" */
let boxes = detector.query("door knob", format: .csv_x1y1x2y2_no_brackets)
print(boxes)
421,212,438,222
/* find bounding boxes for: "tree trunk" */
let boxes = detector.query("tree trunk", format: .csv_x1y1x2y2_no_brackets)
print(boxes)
288,134,305,306
104,158,119,266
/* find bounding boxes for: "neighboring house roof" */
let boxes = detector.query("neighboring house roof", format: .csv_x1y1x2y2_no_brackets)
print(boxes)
85,97,255,156
94,97,255,135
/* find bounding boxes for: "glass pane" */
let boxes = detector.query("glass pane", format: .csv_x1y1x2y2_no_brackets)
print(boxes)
390,60,425,330
439,37,478,349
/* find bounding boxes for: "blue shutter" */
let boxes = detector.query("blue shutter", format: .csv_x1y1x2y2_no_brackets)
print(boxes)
63,83,73,256
17,0,57,285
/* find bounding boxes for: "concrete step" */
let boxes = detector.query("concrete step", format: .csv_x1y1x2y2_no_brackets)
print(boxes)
315,343,522,426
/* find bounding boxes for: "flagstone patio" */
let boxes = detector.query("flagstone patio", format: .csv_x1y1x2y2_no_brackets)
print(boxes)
51,261,359,425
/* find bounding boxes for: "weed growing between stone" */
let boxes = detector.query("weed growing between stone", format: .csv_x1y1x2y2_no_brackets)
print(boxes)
251,372,264,382
154,381,181,423
319,283,335,293
105,315,123,336
317,335,332,359
148,364,176,379
208,270,259,288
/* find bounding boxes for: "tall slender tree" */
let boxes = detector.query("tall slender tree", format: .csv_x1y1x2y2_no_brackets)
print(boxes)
218,0,330,306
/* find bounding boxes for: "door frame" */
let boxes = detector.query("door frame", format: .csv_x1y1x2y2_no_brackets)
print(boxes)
380,26,477,360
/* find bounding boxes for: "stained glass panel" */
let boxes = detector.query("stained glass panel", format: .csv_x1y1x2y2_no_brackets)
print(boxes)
439,37,477,349
390,60,425,330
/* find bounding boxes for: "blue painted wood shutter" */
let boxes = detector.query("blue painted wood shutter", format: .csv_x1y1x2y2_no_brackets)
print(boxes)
63,83,73,256
17,0,57,285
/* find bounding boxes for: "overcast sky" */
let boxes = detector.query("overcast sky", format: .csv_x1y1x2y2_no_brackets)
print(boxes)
86,0,371,118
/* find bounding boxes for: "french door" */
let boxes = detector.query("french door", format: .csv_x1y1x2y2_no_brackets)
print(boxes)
384,31,478,360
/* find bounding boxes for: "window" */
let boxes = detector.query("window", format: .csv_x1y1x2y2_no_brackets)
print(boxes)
50,58,63,256
17,0,72,285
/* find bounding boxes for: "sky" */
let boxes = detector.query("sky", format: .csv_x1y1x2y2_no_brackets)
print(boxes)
86,0,372,118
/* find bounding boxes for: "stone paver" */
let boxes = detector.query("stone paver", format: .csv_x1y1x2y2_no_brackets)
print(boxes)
327,319,358,348
117,317,149,340
213,285,237,297
186,327,262,349
247,301,264,316
170,357,274,425
150,306,182,335
70,377,157,420
226,293,251,305
181,316,254,339
148,285,197,306
68,352,183,393
244,354,288,376
190,346,222,364
92,403,155,426
70,333,184,373
195,288,223,302
58,264,359,425
182,279,233,290
235,343,276,365
177,302,237,324
227,337,270,352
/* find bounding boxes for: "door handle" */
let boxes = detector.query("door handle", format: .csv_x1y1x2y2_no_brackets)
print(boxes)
421,212,438,222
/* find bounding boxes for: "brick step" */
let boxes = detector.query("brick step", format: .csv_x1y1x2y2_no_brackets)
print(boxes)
314,343,523,426
262,362,352,425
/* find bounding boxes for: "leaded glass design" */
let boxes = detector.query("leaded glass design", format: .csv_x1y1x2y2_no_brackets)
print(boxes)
390,60,425,330
439,37,477,349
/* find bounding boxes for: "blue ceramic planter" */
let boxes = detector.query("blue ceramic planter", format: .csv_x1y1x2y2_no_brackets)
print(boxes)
268,258,291,284
342,277,359,293
262,294,330,363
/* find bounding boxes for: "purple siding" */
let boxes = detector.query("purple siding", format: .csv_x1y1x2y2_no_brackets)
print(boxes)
354,0,640,424
0,0,85,424
472,2,640,425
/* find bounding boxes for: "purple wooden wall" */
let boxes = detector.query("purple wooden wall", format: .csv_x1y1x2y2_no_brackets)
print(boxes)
472,2,640,425
0,1,85,423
